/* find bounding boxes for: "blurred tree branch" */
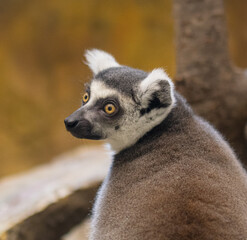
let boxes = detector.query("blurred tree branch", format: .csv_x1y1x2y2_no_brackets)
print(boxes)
173,0,247,166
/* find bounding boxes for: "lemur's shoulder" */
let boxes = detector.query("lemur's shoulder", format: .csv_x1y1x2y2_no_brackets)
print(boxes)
64,49,247,240
113,91,241,173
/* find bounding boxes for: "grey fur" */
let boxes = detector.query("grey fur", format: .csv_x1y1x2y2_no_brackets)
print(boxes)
90,93,247,240
66,50,247,239
95,66,147,97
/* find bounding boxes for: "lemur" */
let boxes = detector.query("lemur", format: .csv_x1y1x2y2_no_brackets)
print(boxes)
64,49,247,240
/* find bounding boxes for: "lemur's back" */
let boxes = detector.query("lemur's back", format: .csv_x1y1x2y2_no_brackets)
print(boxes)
90,95,247,240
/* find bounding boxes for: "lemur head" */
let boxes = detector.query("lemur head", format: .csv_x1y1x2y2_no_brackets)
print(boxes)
64,49,175,152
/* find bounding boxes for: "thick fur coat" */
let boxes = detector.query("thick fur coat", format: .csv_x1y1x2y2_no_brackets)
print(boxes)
90,94,247,240
64,50,247,240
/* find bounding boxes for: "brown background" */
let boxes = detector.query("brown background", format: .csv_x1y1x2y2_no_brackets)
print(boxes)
0,0,246,177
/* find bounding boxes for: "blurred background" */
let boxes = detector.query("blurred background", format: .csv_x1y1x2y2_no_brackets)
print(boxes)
0,0,246,177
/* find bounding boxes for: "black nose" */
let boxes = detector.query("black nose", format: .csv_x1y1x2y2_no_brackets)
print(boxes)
64,118,79,129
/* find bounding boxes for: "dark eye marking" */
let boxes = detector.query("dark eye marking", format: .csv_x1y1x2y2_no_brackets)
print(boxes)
94,97,124,120
95,97,119,112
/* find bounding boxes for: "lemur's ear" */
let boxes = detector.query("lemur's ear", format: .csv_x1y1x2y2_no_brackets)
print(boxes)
137,68,175,110
84,49,120,75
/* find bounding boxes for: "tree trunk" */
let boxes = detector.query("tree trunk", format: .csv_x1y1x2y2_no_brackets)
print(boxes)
173,0,247,166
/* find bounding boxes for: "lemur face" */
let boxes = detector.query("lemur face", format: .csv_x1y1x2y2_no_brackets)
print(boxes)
65,50,175,152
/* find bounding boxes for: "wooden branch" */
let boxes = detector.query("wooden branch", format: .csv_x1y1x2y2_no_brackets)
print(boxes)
0,146,111,240
173,0,247,163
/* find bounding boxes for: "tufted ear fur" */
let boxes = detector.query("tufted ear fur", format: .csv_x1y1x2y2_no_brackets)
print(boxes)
137,68,175,113
84,49,120,75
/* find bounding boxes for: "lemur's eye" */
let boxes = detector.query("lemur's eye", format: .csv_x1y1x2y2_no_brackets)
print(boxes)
82,92,89,104
104,103,116,115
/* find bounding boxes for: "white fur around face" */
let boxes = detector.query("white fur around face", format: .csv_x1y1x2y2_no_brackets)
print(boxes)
83,68,175,153
108,68,176,152
85,49,120,75
108,107,173,153
83,80,135,141
87,80,120,107
88,82,173,153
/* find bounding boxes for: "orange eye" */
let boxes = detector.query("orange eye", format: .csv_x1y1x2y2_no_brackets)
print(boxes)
82,92,89,104
104,104,116,115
